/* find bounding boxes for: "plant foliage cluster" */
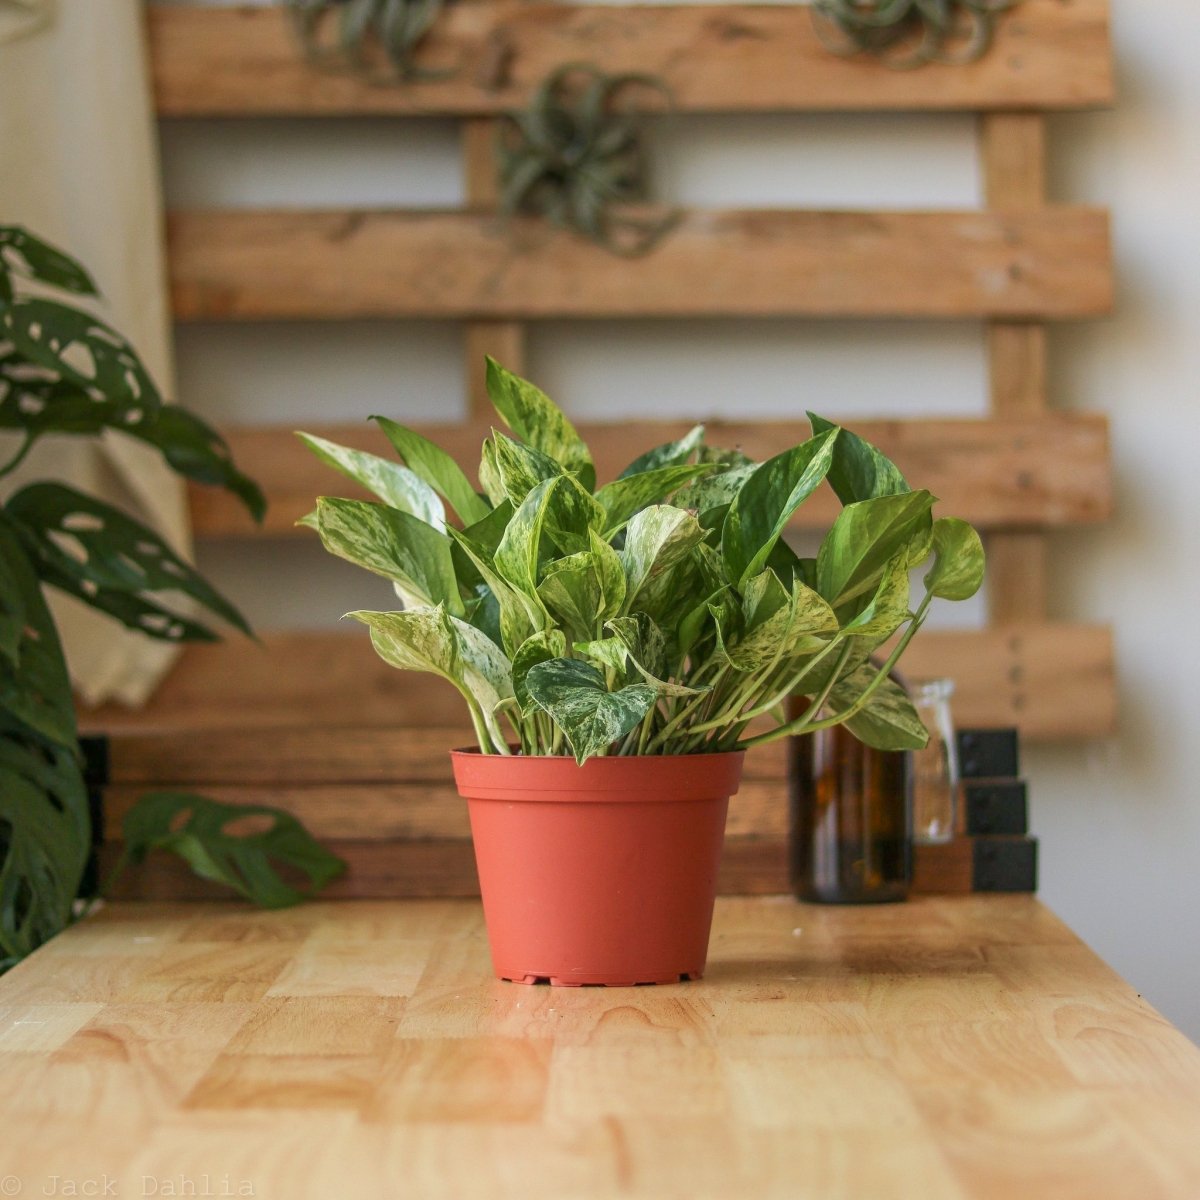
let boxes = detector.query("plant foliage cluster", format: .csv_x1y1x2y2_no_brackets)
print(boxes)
303,359,985,765
0,227,341,968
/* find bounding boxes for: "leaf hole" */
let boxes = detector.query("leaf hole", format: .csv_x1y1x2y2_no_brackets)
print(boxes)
168,808,194,834
60,341,96,380
61,512,104,533
47,530,88,564
138,613,171,633
222,813,277,839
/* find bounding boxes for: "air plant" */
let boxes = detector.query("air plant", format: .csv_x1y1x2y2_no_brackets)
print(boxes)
811,0,1019,69
497,64,680,257
285,0,453,82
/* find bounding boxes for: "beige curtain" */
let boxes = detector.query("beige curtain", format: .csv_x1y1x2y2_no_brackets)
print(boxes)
0,0,190,707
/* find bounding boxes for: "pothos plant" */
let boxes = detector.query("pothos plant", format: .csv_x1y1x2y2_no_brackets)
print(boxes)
0,227,343,970
301,359,985,764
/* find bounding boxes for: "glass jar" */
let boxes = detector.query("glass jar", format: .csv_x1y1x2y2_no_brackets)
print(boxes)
788,700,912,904
910,678,959,844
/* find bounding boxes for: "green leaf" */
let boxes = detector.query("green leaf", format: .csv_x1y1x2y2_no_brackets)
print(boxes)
673,464,756,516
127,407,265,523
493,476,561,610
117,792,345,909
0,716,90,964
816,490,935,608
536,529,626,644
525,658,656,764
372,416,490,525
0,541,28,666
0,515,77,748
511,630,567,711
605,612,705,697
620,505,707,614
487,430,565,508
923,517,985,601
6,483,252,640
312,497,462,614
349,606,514,746
722,429,839,585
617,424,704,478
839,553,911,642
484,358,595,490
0,226,97,296
808,413,910,504
572,636,632,678
721,579,840,673
595,463,716,534
297,431,445,527
831,666,930,752
447,524,539,657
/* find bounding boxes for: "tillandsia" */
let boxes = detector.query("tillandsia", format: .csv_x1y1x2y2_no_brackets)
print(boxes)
811,0,1019,69
301,359,986,765
285,0,452,82
0,227,343,969
498,63,680,257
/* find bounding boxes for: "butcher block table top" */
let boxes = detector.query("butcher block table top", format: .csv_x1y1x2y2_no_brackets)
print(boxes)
1,896,1199,1200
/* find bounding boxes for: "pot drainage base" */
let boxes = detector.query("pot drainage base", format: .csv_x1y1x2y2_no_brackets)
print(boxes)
503,973,701,987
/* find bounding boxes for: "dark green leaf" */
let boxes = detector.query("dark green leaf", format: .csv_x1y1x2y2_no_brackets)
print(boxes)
0,716,90,963
0,226,97,296
117,792,345,909
808,413,910,504
831,666,930,752
595,463,716,534
511,630,567,711
618,424,704,478
620,505,707,614
7,483,252,639
722,430,839,585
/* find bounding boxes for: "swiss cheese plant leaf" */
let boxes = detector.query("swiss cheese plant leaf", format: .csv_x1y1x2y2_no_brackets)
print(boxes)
620,505,707,614
511,630,567,712
312,497,462,614
484,358,595,491
348,606,515,736
0,516,78,748
6,483,252,640
126,407,265,523
924,517,986,601
297,432,445,528
525,657,656,764
831,665,930,752
808,413,910,504
816,490,935,608
372,416,490,525
0,716,90,965
722,429,839,586
617,424,704,478
116,792,346,909
595,463,716,534
0,226,97,295
0,541,27,666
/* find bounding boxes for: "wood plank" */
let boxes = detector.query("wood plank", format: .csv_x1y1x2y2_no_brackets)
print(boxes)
192,414,1112,537
102,776,789,843
982,112,1053,622
149,1,1115,117
167,207,1114,322
103,726,788,786
461,119,527,418
81,625,1117,741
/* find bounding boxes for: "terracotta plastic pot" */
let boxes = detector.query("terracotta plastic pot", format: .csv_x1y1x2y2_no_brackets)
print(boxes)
451,749,745,987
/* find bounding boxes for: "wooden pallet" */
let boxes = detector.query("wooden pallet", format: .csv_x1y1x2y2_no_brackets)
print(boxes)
87,0,1118,898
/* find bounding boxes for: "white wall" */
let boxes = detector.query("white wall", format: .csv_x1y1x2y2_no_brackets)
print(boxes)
156,2,1200,1039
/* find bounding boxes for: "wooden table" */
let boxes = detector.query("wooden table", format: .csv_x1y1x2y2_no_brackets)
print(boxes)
1,896,1197,1199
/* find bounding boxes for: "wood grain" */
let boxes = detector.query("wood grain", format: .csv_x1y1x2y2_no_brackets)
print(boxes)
149,1,1115,117
166,208,1114,322
80,625,1116,741
190,415,1112,537
2,896,1196,1200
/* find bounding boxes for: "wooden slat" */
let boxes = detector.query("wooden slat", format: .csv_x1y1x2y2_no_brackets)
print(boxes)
149,1,1114,117
193,414,1111,538
167,207,1113,322
103,777,788,842
82,624,1116,741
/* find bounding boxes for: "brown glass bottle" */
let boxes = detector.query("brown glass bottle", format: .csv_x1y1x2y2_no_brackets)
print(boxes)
788,698,912,904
